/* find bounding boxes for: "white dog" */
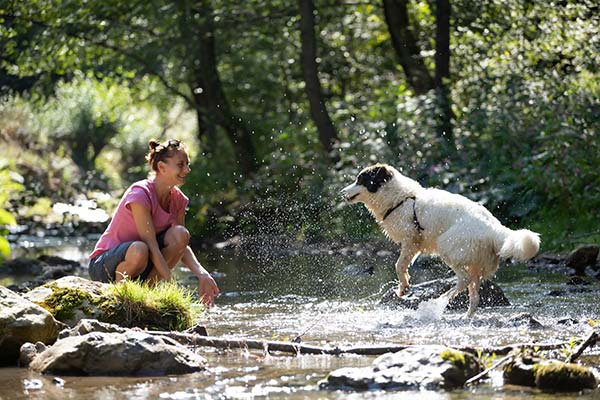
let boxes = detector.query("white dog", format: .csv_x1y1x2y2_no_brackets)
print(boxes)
341,164,540,316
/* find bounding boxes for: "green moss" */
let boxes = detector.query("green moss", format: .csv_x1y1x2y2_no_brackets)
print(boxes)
440,349,467,368
533,362,597,392
38,285,99,322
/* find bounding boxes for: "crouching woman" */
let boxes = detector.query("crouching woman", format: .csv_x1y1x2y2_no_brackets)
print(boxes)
88,139,219,307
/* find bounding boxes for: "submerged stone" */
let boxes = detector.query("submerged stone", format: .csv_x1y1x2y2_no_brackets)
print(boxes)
380,277,510,310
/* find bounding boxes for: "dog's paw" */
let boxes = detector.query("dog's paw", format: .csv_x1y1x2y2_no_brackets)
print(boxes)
394,286,409,297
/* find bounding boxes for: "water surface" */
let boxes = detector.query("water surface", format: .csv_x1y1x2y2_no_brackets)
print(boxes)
2,237,599,399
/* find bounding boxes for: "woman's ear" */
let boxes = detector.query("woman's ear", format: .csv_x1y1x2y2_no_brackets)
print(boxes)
157,160,166,173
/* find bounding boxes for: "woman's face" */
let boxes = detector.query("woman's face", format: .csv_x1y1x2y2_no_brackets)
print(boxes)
159,150,191,186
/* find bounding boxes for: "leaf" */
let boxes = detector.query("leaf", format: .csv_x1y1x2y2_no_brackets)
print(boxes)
0,236,10,258
0,209,16,226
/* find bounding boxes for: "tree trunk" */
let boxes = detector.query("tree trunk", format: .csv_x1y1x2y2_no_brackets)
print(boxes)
382,0,435,95
179,0,258,175
298,0,339,160
434,0,454,154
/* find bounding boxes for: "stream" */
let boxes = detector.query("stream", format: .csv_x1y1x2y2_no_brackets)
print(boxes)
1,236,599,399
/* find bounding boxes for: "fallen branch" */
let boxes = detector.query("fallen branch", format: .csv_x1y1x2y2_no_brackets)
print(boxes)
148,331,410,355
455,341,572,356
465,354,514,386
566,330,599,363
146,329,574,357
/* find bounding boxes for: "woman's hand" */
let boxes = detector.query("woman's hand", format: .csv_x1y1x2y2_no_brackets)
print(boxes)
198,272,220,308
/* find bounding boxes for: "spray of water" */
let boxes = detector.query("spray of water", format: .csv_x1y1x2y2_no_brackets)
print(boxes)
414,295,450,322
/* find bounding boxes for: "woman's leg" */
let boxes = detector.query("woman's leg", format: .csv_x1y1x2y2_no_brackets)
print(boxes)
115,241,149,281
146,225,190,283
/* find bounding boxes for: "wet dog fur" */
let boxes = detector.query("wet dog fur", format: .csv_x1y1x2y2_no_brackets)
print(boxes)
341,164,540,316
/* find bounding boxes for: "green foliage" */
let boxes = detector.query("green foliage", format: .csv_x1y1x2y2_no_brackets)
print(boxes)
440,348,467,368
0,158,23,260
1,0,598,251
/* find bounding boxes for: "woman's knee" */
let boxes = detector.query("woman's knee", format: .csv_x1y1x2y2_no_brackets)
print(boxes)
165,225,190,249
125,241,149,267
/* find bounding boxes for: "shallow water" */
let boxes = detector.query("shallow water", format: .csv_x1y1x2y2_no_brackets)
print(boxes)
2,237,600,399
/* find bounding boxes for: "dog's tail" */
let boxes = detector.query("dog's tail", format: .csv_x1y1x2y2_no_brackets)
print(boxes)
498,229,540,261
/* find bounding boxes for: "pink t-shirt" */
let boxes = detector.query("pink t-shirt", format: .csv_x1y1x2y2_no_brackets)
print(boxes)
89,179,189,259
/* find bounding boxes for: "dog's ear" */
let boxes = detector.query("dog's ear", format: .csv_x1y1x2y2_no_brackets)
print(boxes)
357,165,393,193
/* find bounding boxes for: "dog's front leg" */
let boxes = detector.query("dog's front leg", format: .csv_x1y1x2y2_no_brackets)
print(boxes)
394,247,420,297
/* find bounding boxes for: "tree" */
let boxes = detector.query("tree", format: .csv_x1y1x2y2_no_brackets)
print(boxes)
1,0,259,175
382,0,455,154
298,0,339,160
434,0,454,154
382,0,435,95
177,0,258,174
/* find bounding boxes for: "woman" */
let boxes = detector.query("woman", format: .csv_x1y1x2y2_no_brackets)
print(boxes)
88,139,219,307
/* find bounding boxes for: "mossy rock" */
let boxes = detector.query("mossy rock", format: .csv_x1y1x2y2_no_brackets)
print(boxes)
439,348,482,387
24,276,111,326
534,361,597,392
504,355,597,392
503,355,538,387
24,276,199,331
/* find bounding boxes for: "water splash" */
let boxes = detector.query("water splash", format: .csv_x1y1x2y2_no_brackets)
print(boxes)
414,296,450,322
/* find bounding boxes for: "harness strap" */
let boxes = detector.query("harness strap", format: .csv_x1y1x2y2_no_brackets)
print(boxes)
382,196,424,232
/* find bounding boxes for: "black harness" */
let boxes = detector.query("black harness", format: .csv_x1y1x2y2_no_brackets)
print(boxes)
382,196,424,232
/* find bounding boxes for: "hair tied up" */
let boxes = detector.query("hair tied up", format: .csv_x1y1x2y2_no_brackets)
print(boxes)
148,139,161,151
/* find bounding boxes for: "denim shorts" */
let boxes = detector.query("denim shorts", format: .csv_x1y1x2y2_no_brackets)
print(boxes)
88,231,167,283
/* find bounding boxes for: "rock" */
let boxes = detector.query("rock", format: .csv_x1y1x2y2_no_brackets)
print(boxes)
509,313,544,329
29,331,206,376
1,257,45,275
380,277,510,310
0,286,61,366
58,319,128,339
37,255,81,267
24,276,196,331
320,346,482,391
565,245,599,276
504,355,597,392
23,276,111,327
503,354,538,386
19,342,47,367
343,263,374,276
2,256,84,293
566,275,591,285
534,361,597,392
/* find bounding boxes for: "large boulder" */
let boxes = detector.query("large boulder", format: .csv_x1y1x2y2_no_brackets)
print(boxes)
320,346,482,391
380,277,510,310
0,286,61,366
29,331,206,376
23,276,111,327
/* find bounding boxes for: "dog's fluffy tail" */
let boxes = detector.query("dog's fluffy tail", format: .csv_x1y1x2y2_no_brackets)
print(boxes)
499,229,540,261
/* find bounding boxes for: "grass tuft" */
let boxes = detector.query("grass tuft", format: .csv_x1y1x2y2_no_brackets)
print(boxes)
105,279,202,331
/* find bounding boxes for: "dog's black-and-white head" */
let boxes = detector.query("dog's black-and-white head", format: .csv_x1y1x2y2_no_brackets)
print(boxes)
341,164,395,204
